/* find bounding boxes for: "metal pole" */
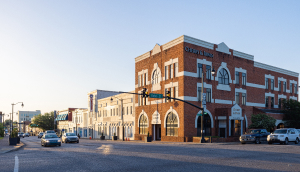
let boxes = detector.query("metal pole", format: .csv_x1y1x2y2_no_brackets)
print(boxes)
201,71,205,143
12,104,14,134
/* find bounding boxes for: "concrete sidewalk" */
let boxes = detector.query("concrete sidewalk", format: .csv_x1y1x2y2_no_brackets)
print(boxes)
0,135,25,154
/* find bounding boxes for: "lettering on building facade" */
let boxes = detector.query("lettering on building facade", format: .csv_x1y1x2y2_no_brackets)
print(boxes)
184,46,213,58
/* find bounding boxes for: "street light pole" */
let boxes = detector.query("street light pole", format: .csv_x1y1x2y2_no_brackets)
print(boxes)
200,67,215,143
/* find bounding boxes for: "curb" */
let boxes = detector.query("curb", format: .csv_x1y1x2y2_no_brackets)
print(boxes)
0,141,25,154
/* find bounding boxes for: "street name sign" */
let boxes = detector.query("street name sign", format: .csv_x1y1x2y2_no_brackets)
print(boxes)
149,93,163,98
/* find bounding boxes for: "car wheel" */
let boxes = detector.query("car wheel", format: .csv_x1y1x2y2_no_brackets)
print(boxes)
77,140,79,143
59,144,61,146
41,142,43,147
295,138,299,144
284,138,288,145
268,142,272,144
255,138,260,144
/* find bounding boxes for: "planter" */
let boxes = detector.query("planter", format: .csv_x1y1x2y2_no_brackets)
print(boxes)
9,138,18,145
112,136,117,141
100,136,105,140
145,136,152,142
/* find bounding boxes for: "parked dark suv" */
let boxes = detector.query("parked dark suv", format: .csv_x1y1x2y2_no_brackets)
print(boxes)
239,129,270,144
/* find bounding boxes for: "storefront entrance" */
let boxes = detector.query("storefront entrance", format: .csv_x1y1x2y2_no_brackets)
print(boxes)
153,124,161,140
197,115,211,136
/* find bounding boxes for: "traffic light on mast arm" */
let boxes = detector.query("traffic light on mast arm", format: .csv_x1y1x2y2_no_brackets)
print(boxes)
166,90,171,100
142,88,149,98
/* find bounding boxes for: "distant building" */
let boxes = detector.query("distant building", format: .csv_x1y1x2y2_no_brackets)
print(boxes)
17,110,41,132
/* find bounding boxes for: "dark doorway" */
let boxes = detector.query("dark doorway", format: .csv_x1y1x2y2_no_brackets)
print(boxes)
197,115,211,136
220,128,225,138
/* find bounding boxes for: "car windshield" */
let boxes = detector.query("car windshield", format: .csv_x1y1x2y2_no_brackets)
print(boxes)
45,135,58,138
47,131,55,133
274,130,287,134
249,130,261,134
66,133,76,136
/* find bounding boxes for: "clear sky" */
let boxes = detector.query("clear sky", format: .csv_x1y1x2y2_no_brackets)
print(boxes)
1,0,300,121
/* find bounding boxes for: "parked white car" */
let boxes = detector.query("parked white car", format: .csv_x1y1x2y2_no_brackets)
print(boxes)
267,128,299,145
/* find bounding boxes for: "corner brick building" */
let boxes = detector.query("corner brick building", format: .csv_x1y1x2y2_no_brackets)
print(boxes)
134,35,299,142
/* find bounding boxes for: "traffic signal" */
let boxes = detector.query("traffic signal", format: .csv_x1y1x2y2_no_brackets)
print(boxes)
145,91,149,98
142,88,147,98
166,90,171,100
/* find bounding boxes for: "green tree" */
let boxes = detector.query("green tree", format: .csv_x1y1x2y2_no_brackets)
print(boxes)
0,123,4,137
249,113,276,132
31,111,56,131
282,99,300,128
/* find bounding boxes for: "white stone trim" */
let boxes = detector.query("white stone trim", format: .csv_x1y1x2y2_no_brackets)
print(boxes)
254,61,299,77
135,52,150,63
215,99,232,105
290,80,297,84
162,35,184,51
218,116,227,120
165,82,179,89
195,108,213,128
278,77,287,82
290,96,298,100
164,107,180,128
137,110,149,127
275,120,284,126
274,105,278,108
278,94,287,99
183,35,214,50
216,42,231,55
164,58,178,66
181,71,197,78
246,102,265,107
178,96,198,101
265,92,275,97
235,88,247,94
232,50,254,61
246,82,265,89
265,74,274,80
150,99,163,105
152,44,161,56
217,84,231,91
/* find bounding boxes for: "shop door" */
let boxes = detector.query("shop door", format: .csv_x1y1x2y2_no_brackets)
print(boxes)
156,125,161,140
220,128,225,138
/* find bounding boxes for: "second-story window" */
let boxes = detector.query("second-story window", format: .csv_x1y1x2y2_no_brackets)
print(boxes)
284,82,286,92
236,92,239,105
174,62,178,77
290,83,293,93
242,93,246,105
278,98,281,109
235,72,239,84
271,97,274,108
198,64,203,78
279,81,282,92
242,73,246,85
218,68,229,85
206,65,211,80
295,84,298,94
265,78,269,89
271,79,274,90
206,88,211,103
198,87,202,102
265,97,269,107
170,64,173,78
165,66,168,80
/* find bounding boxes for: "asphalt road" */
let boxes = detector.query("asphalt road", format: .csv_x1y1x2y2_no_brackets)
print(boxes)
0,136,300,172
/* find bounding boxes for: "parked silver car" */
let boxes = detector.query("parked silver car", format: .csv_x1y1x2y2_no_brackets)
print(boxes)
18,132,24,138
24,133,30,137
267,128,299,144
62,133,79,143
38,132,44,139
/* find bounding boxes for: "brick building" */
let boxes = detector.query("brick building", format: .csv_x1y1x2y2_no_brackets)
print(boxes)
134,35,299,142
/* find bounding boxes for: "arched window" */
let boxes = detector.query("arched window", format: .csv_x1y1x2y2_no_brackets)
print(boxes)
166,112,178,136
139,114,148,135
218,68,229,85
152,70,159,84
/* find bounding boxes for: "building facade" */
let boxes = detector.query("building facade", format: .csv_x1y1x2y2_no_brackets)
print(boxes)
69,108,88,137
96,91,135,140
56,108,77,135
17,110,41,133
134,35,299,142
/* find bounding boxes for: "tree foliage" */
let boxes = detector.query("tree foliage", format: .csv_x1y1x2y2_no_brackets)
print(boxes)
249,113,276,132
282,99,300,128
0,123,4,137
31,111,56,131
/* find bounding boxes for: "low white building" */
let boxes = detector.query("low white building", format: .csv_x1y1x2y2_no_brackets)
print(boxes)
96,91,135,140
69,108,88,137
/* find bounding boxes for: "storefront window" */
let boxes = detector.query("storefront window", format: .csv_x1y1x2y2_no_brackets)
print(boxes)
197,115,211,136
139,114,148,135
218,69,229,85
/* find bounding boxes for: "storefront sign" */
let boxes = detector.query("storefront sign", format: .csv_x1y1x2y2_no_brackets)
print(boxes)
231,104,242,117
184,46,213,58
90,94,93,112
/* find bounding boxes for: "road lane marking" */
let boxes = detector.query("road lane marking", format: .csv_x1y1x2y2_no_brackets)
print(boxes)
14,155,19,172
